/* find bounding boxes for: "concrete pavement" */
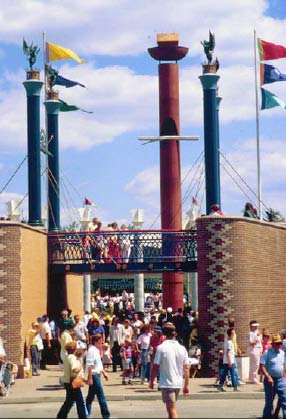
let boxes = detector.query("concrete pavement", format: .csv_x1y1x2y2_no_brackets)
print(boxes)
0,365,265,405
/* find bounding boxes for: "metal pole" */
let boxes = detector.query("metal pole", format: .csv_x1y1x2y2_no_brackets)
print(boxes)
23,78,44,226
254,29,262,220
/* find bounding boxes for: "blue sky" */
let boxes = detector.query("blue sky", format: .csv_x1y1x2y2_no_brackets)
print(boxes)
0,0,286,228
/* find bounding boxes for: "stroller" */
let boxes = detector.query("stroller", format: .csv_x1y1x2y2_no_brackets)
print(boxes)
0,361,17,396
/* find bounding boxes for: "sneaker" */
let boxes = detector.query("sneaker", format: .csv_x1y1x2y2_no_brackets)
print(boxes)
233,387,239,391
217,386,226,392
226,382,232,387
238,381,245,385
128,380,133,385
122,381,126,385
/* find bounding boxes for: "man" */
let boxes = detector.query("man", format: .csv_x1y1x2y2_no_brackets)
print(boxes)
149,322,190,419
109,317,124,372
86,334,110,419
60,323,74,363
39,315,52,370
260,334,286,419
74,314,89,346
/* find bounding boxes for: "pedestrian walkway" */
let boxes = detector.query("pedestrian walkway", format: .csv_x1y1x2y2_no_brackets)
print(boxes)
0,366,265,405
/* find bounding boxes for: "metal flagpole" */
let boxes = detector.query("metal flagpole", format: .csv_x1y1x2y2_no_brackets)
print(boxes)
254,29,262,220
42,32,49,227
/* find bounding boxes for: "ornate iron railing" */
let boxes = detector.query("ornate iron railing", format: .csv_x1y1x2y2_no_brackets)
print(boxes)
48,229,197,273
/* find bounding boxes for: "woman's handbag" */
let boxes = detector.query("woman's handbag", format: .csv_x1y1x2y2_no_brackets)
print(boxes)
70,375,85,389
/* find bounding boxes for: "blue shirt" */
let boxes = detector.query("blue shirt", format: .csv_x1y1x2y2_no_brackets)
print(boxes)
260,348,285,378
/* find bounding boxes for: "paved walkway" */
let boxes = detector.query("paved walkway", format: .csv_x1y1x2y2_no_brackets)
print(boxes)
0,366,265,404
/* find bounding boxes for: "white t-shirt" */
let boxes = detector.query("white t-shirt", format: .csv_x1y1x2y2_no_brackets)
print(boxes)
154,339,189,388
223,339,235,364
86,345,103,375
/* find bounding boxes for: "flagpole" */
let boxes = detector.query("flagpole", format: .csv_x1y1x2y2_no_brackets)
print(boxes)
254,29,262,220
43,31,49,227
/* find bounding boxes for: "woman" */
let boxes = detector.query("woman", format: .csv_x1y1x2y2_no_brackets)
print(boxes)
243,202,258,219
247,320,262,384
123,319,133,340
57,341,88,419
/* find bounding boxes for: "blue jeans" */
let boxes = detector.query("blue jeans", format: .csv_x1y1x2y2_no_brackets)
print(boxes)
86,374,110,419
263,377,286,419
219,363,238,388
30,345,39,374
140,349,148,383
57,383,88,419
227,357,240,385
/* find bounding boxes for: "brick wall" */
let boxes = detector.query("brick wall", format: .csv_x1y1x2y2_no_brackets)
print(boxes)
0,222,47,368
197,216,286,376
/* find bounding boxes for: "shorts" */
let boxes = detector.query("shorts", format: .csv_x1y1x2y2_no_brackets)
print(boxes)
161,388,180,403
122,359,133,370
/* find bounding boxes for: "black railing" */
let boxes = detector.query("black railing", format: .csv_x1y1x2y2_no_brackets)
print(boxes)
48,229,197,273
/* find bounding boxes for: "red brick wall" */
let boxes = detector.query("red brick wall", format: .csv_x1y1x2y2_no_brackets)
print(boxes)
197,216,286,376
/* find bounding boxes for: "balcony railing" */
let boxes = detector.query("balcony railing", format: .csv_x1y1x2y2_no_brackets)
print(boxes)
48,229,197,273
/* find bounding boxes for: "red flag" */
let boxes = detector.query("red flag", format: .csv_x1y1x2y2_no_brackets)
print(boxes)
84,197,93,206
258,38,286,61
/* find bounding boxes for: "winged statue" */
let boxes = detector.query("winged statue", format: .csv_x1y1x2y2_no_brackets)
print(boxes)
23,38,40,71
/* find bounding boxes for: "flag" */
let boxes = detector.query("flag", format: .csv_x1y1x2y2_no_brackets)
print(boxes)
260,87,286,110
260,63,286,85
84,197,96,207
46,41,84,64
55,74,85,88
59,99,93,113
46,65,85,89
192,197,199,206
258,38,286,61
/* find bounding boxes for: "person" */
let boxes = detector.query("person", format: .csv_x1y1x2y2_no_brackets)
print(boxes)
247,320,262,384
86,334,110,419
259,334,286,419
227,316,244,386
120,338,134,385
149,322,189,419
102,343,112,371
60,323,74,364
109,317,124,372
217,328,239,392
73,314,89,347
27,321,41,376
137,324,152,384
209,204,224,216
56,341,88,419
243,202,258,219
39,315,52,370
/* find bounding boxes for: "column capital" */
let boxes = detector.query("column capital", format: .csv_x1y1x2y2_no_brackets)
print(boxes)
199,74,220,90
44,100,61,116
23,80,43,97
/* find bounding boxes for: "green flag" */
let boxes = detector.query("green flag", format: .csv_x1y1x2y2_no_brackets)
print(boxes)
59,99,92,113
261,87,286,110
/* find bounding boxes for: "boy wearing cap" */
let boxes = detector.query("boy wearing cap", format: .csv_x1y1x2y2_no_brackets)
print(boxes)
149,322,189,419
260,334,286,419
27,321,40,376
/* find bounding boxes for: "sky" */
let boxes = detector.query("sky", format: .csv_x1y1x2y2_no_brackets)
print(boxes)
0,0,286,229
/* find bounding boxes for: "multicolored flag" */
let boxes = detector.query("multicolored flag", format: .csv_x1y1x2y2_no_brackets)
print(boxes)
59,99,93,113
84,197,96,207
258,38,286,61
260,87,286,110
46,41,84,64
260,63,286,85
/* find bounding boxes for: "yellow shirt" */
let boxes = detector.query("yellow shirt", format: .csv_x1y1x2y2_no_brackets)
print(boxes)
63,354,80,383
60,330,73,353
27,329,38,346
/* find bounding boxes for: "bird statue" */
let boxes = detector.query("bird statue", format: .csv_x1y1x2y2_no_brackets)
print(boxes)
201,31,216,64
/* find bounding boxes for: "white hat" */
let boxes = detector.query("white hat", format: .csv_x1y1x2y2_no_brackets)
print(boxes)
167,307,173,313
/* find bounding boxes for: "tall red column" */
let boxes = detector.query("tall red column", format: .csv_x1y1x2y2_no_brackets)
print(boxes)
148,34,188,311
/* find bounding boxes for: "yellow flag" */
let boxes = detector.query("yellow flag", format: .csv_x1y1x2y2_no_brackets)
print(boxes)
46,41,84,64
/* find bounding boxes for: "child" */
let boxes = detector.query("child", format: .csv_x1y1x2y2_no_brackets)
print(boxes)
215,348,229,386
102,342,112,371
120,338,134,385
